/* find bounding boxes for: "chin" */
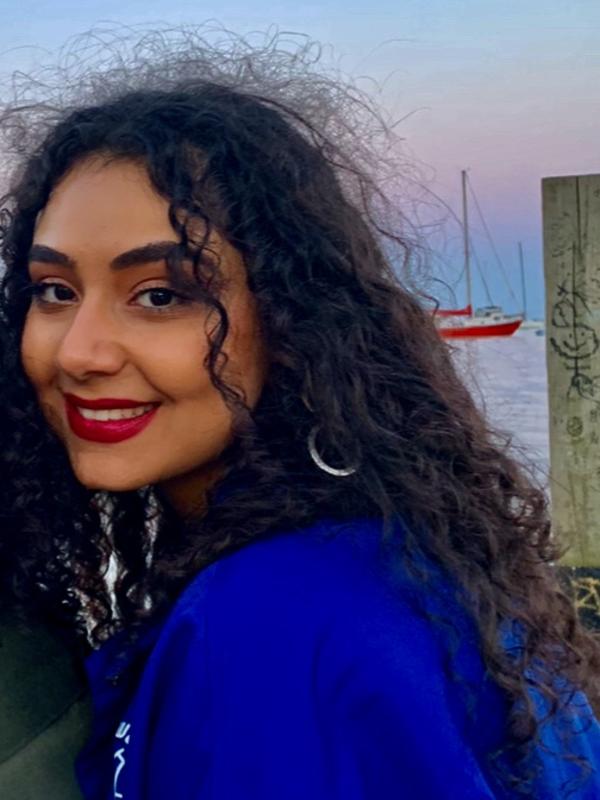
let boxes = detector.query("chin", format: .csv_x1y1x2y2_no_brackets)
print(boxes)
70,459,152,493
77,475,148,493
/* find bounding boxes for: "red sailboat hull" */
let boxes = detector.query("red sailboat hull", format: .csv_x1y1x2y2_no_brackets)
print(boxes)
438,318,522,339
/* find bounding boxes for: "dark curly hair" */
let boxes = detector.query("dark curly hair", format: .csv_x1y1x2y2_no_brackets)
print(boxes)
0,25,598,798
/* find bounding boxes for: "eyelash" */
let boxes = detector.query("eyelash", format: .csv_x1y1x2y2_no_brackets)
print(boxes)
29,282,73,304
27,281,191,313
133,287,189,311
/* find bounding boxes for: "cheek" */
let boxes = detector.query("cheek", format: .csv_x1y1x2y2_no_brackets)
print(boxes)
143,325,211,397
20,313,55,390
225,305,267,405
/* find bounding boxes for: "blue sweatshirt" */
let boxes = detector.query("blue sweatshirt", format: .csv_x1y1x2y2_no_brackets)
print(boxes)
75,519,600,799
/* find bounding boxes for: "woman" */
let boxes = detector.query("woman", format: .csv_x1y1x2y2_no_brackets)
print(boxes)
0,27,598,799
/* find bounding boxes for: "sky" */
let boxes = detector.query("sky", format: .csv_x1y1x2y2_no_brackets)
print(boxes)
0,0,597,318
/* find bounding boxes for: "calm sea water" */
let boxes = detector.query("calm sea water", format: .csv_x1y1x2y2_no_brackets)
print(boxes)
449,328,550,485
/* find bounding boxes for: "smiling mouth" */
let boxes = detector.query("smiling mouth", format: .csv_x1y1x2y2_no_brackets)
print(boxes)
63,394,160,444
77,404,155,421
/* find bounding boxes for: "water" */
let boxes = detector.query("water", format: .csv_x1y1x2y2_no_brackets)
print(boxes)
449,327,550,485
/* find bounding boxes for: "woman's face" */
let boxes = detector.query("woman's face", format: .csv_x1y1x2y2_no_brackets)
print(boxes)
21,156,267,512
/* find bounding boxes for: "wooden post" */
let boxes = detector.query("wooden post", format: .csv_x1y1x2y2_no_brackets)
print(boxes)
543,174,600,629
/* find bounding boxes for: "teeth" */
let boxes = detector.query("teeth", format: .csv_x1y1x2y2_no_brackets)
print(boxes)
78,404,154,421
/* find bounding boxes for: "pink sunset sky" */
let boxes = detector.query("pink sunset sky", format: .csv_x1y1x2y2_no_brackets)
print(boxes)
0,0,597,318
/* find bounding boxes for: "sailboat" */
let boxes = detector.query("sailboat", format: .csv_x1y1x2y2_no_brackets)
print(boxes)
434,171,523,339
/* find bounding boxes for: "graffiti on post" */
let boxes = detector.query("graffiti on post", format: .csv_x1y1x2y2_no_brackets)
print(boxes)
549,244,600,405
543,175,600,570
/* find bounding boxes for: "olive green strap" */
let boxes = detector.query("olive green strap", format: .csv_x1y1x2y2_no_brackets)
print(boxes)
0,695,91,800
0,613,92,799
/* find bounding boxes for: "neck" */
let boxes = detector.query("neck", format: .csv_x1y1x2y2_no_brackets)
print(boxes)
158,461,225,519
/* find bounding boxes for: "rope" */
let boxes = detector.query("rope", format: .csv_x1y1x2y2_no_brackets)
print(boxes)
466,175,519,307
469,237,494,305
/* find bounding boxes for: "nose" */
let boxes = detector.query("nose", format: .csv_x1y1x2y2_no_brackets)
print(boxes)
56,298,128,381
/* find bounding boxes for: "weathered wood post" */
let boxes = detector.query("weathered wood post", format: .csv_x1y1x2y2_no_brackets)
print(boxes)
543,174,600,630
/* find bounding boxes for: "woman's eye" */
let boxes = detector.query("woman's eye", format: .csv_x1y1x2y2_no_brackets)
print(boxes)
31,282,76,304
134,287,184,310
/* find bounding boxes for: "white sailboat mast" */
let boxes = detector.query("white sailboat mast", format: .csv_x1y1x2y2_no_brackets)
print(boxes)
518,241,527,320
461,169,472,316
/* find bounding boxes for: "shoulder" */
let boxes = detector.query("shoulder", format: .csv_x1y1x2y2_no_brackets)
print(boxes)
175,518,415,632
108,522,509,800
167,517,476,687
147,521,508,798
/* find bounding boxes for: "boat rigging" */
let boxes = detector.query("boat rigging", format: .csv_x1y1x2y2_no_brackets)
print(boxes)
434,170,523,339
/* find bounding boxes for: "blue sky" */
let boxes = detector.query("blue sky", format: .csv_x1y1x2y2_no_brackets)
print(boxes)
1,0,598,318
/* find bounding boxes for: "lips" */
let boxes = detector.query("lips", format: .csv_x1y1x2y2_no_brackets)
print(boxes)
64,393,160,444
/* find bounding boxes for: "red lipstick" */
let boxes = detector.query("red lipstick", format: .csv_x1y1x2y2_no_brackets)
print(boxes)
64,393,159,444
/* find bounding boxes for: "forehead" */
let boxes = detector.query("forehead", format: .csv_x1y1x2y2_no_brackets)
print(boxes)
33,157,174,254
30,156,246,282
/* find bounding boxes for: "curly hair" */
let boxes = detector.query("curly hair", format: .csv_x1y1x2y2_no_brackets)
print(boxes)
0,25,598,798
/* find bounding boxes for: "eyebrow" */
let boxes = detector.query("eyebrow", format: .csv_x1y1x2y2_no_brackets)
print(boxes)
28,241,179,271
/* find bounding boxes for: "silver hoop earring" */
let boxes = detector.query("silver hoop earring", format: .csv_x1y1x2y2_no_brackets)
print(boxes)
308,426,358,477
